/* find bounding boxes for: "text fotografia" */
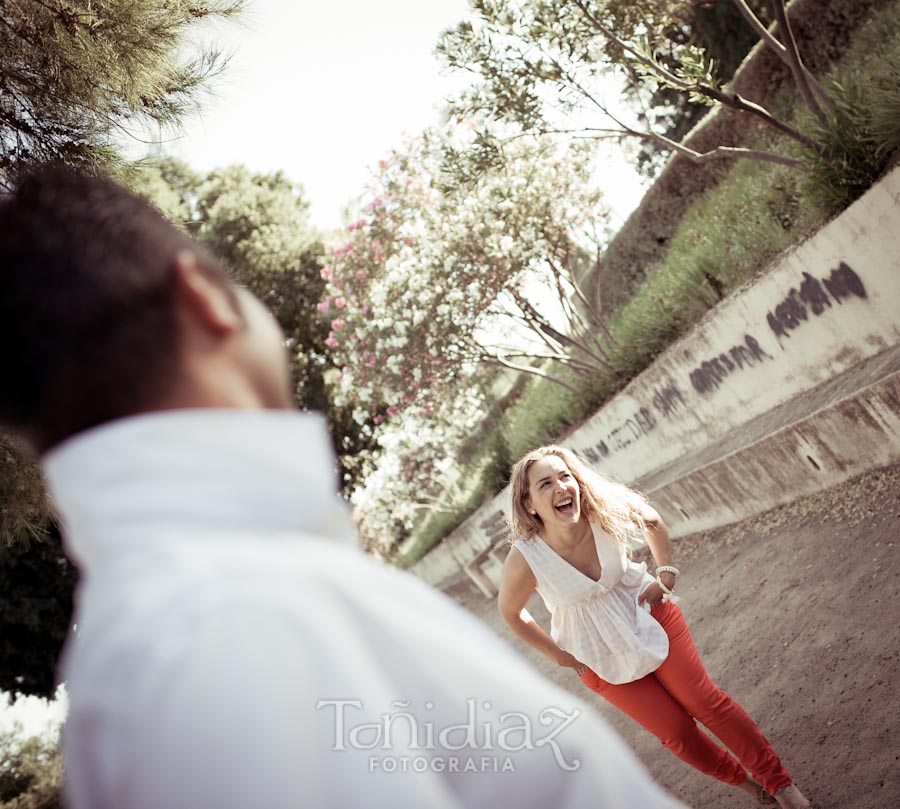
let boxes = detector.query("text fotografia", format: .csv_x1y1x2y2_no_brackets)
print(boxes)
316,698,582,772
371,755,515,774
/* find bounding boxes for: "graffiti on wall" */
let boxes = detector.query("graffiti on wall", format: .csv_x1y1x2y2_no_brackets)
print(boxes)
577,381,690,462
652,383,686,418
574,261,870,464
689,334,772,395
579,395,676,462
767,263,867,342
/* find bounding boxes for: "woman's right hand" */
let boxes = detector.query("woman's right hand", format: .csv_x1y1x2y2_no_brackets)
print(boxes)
554,650,588,676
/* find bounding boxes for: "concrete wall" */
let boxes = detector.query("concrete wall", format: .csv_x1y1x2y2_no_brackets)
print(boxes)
410,166,900,594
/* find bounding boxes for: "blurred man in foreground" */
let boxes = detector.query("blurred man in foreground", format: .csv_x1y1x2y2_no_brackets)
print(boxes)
0,167,685,809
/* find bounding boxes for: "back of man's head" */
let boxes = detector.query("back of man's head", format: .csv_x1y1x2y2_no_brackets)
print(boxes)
0,166,225,454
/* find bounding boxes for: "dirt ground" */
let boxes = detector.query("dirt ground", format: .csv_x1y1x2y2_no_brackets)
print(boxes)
444,463,900,809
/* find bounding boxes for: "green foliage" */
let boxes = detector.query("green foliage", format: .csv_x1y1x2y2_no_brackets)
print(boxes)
500,0,900,451
597,0,894,314
800,74,889,211
0,1,242,186
800,26,900,211
192,165,325,403
0,435,47,546
140,160,322,392
870,65,900,159
439,1,784,176
393,433,508,567
628,0,771,174
498,370,583,461
137,158,377,490
0,526,76,700
0,728,62,809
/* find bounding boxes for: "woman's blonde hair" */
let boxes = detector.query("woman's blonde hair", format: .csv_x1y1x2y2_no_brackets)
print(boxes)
508,445,650,550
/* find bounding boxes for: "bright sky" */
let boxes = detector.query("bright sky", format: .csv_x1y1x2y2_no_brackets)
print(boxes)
0,687,67,740
161,0,473,228
159,0,648,231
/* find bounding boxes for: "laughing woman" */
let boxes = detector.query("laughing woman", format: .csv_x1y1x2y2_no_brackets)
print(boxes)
499,445,811,809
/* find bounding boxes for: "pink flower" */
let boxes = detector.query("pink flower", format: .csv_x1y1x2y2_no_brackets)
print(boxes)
331,318,346,331
356,270,367,281
325,335,338,349
334,297,346,309
374,415,384,425
333,242,354,258
386,406,399,417
367,359,376,368
316,300,330,314
320,266,333,281
360,306,369,316
373,252,384,262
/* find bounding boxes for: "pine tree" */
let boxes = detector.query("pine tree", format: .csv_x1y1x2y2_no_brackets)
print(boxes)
0,726,63,808
0,523,75,700
0,0,242,187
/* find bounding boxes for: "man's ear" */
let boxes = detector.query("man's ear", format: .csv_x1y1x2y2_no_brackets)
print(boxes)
172,250,242,336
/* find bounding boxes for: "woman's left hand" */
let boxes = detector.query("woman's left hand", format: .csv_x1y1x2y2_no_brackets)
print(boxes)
637,582,667,607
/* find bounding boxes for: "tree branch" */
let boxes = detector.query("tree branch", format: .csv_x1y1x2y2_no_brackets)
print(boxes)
570,0,820,152
546,255,620,350
488,355,585,394
492,349,603,375
510,289,615,369
544,255,612,360
768,0,828,124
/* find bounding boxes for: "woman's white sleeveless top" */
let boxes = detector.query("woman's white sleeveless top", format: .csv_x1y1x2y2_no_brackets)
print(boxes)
514,523,669,684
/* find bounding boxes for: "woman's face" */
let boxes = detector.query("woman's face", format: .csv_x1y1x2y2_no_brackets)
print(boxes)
524,455,583,529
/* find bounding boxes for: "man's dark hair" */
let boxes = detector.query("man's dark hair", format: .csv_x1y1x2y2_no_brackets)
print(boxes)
0,166,227,454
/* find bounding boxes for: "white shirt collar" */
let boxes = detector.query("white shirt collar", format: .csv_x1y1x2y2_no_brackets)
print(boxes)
42,409,355,569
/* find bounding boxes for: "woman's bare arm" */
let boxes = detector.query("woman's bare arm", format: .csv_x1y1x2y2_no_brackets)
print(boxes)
498,547,587,674
637,504,677,605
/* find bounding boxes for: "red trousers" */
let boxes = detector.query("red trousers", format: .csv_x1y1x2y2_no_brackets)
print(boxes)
580,601,792,795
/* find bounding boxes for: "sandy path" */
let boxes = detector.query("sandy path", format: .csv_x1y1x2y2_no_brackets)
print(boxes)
444,463,900,809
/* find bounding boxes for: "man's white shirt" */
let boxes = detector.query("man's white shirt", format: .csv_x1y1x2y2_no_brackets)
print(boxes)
43,409,685,809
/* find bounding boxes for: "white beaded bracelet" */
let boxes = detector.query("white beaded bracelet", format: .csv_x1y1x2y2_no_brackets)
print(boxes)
656,566,681,603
